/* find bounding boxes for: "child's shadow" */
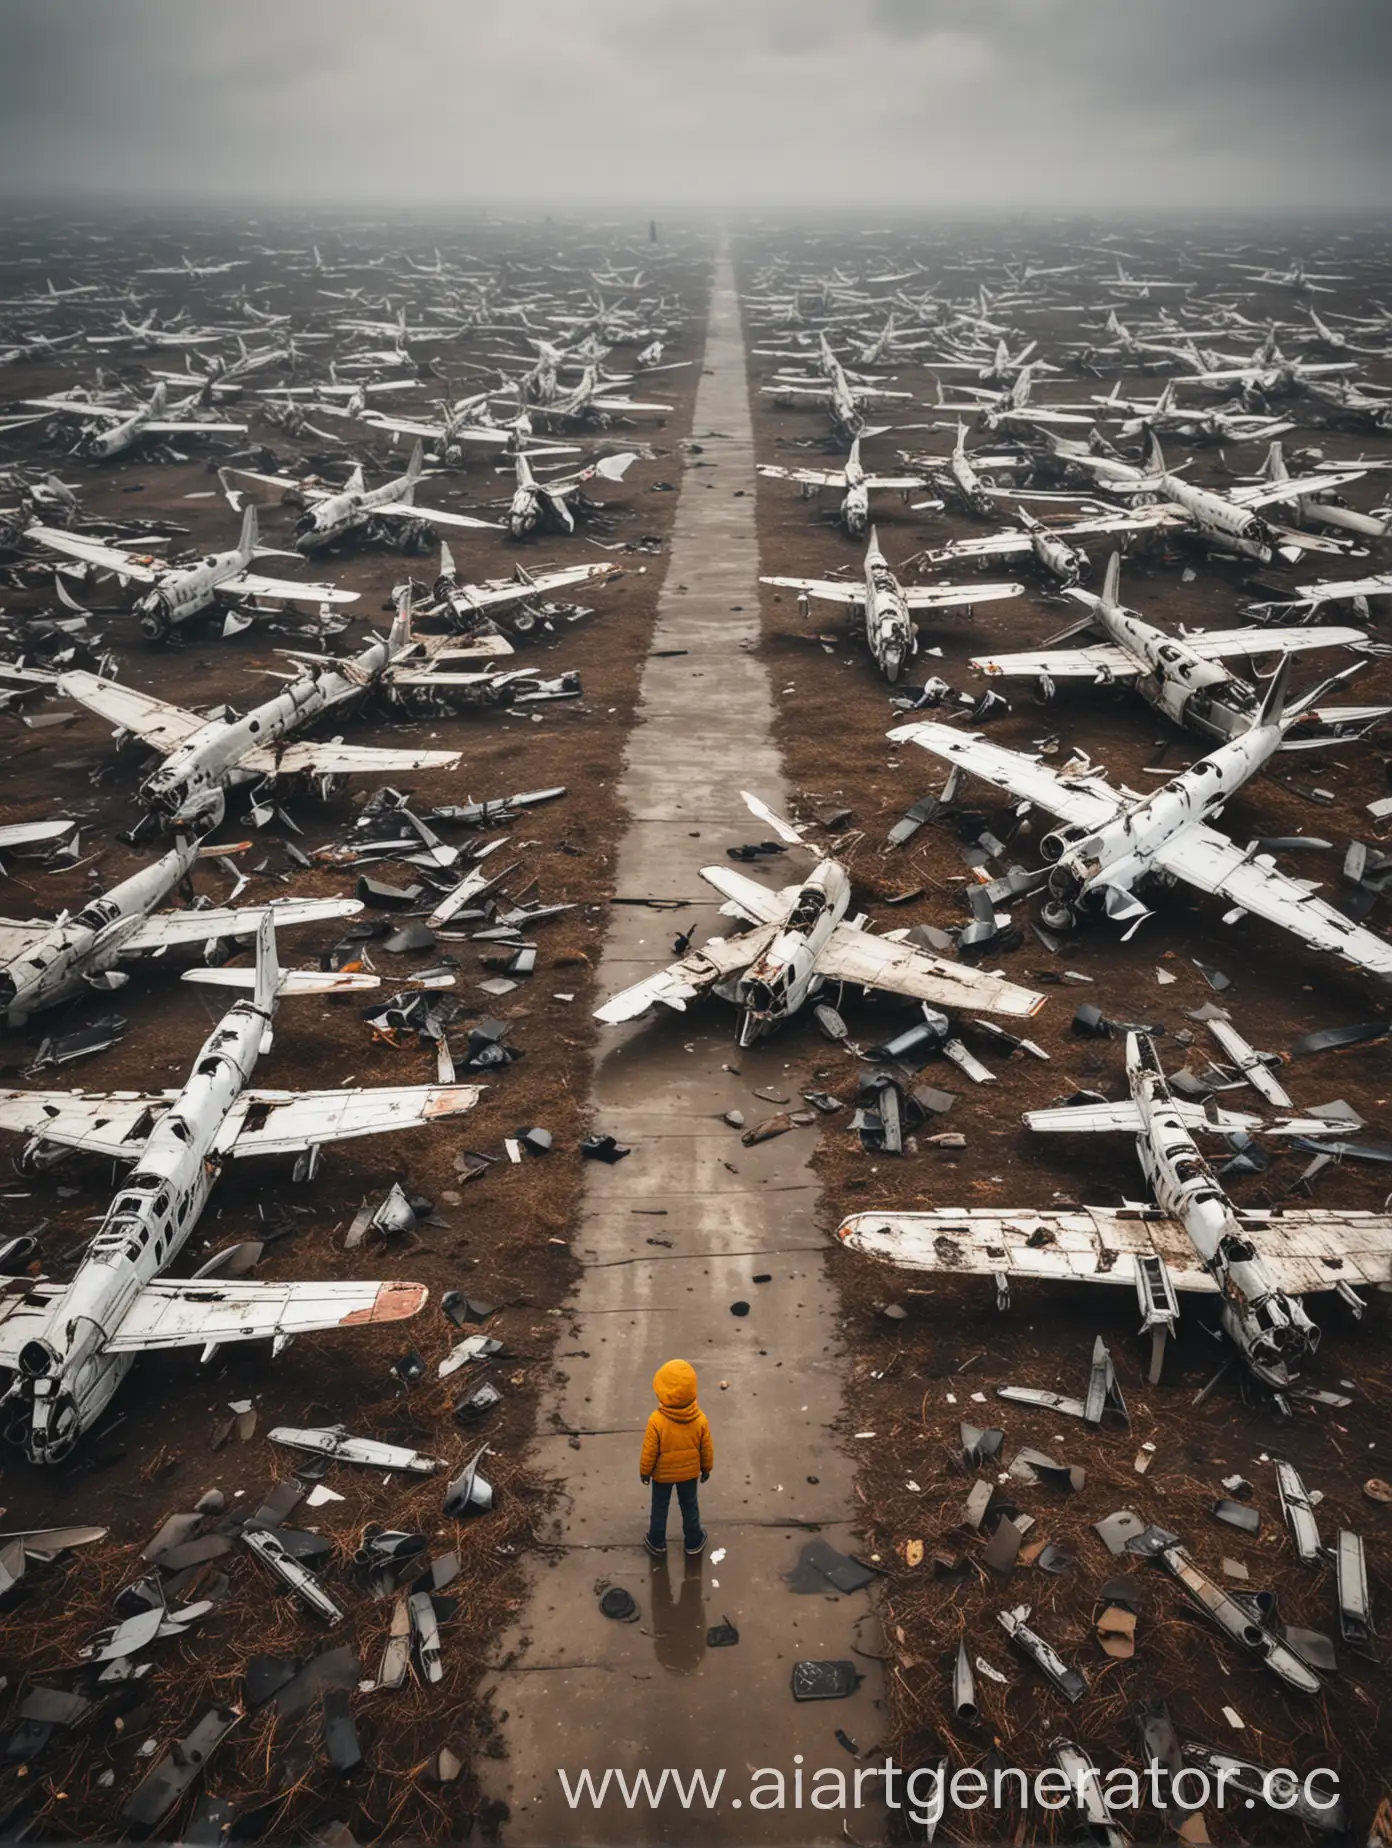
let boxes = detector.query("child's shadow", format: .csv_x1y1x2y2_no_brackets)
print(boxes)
649,1552,706,1676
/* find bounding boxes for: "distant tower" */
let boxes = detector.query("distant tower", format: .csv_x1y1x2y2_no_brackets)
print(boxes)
649,219,658,244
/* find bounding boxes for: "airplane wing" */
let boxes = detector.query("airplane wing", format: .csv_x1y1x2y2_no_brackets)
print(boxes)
102,1277,427,1354
903,581,1025,610
923,534,1034,562
0,1090,173,1161
699,865,798,926
20,398,122,421
814,923,1044,1018
1150,823,1392,976
973,643,1140,681
1229,472,1364,510
218,1083,483,1158
237,741,462,776
594,925,780,1024
590,395,671,413
1287,574,1392,608
25,527,160,582
757,465,848,489
373,502,502,531
887,723,1126,830
222,570,359,606
839,1206,1392,1294
1175,624,1366,660
54,672,207,753
864,475,931,491
1023,1098,1263,1135
141,421,248,436
120,895,362,955
760,575,864,607
448,563,617,615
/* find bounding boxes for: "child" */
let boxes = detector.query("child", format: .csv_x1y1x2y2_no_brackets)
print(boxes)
639,1357,713,1557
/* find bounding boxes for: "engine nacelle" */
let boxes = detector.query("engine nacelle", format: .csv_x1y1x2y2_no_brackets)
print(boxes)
136,590,173,640
1040,825,1089,864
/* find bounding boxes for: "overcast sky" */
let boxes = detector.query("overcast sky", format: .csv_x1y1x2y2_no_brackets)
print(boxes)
2,0,1388,214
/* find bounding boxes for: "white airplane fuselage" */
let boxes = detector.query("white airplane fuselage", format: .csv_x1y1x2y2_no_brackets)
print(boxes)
1129,1036,1318,1387
8,991,268,1462
0,837,199,1023
89,401,156,460
948,440,994,516
142,634,391,828
1042,709,1281,925
133,540,254,637
734,858,849,1046
295,468,415,552
860,541,915,682
1091,595,1251,738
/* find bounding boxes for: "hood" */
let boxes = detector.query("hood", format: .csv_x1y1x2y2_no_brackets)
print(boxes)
653,1358,700,1421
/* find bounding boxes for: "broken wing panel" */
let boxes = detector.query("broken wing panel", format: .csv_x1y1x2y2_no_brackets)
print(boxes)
1151,824,1392,976
222,1083,483,1158
103,1278,428,1354
121,896,361,954
593,925,779,1024
971,644,1139,681
237,741,462,776
759,575,864,607
837,1208,1220,1290
0,919,53,960
55,673,207,753
1227,1209,1392,1290
887,723,1125,831
815,923,1044,1018
0,1090,171,1159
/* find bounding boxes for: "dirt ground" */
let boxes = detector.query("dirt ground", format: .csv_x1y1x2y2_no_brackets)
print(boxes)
0,215,710,1843
735,227,1392,1843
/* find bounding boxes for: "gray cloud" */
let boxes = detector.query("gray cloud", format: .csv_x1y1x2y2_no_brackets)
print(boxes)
0,0,1387,212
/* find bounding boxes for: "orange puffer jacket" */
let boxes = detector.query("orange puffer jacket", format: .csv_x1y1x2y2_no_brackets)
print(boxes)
639,1358,714,1483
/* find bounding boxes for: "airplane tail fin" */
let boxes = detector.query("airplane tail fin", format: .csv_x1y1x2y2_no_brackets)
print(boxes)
238,501,259,559
149,381,168,413
389,588,413,656
1259,440,1286,482
1258,651,1294,728
405,439,424,486
252,911,280,1047
1144,430,1165,475
1282,658,1367,724
439,539,456,580
1101,551,1122,609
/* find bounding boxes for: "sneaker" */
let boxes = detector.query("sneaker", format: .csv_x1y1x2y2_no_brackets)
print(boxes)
684,1527,708,1557
644,1535,667,1558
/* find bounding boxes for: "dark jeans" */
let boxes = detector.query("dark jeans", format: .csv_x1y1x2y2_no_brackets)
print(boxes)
648,1477,703,1551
